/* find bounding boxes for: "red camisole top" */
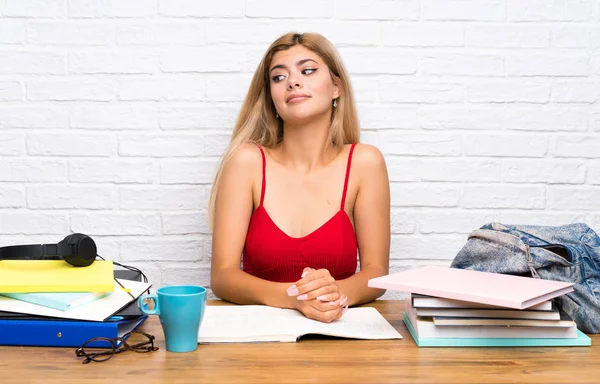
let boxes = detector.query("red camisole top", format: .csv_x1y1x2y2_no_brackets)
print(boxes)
242,144,358,283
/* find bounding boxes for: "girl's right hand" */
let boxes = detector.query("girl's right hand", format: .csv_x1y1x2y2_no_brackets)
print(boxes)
293,294,347,323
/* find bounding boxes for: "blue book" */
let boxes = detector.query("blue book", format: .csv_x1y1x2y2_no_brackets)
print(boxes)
1,291,112,311
0,315,147,347
403,313,592,347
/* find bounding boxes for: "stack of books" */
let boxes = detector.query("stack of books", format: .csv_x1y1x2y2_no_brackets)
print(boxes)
0,260,152,347
369,265,592,347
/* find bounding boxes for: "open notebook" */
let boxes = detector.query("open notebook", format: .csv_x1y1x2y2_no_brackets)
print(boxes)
198,305,402,343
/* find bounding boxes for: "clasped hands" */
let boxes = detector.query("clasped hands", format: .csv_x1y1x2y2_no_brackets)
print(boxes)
286,267,348,323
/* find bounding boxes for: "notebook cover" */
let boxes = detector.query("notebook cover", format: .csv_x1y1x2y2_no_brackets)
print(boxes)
0,260,114,293
403,313,591,347
368,266,574,310
0,315,148,347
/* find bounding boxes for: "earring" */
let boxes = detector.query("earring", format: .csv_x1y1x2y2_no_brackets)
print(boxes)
275,112,279,118
333,99,337,108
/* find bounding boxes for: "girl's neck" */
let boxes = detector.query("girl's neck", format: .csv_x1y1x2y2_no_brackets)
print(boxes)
278,116,337,173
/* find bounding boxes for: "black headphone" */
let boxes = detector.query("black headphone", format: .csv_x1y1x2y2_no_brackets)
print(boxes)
0,233,97,267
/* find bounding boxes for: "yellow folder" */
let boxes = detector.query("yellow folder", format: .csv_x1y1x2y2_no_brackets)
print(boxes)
0,260,114,293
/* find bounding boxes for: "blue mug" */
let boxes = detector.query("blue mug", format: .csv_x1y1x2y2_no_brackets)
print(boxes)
138,285,206,353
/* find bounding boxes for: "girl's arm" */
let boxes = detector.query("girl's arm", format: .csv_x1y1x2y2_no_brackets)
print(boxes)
210,143,296,309
338,144,391,305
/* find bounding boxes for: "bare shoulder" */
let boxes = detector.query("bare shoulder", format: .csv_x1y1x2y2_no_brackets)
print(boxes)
350,143,387,177
222,142,263,176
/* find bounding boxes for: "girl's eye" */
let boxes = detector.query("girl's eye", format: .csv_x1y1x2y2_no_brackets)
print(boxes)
303,68,317,75
271,75,285,83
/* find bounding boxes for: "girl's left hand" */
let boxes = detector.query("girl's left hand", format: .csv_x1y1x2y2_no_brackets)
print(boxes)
287,268,347,306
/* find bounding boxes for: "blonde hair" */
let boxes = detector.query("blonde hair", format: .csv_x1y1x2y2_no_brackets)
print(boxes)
208,32,360,227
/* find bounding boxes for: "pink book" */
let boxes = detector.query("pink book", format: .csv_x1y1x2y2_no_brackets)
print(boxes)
368,266,574,310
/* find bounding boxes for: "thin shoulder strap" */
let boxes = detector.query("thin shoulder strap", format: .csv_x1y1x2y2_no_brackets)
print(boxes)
340,144,357,211
256,144,266,206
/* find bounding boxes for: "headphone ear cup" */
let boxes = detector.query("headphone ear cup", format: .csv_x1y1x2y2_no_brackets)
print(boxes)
59,233,96,267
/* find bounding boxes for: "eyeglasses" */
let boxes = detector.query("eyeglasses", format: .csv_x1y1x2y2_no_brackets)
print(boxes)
75,331,159,364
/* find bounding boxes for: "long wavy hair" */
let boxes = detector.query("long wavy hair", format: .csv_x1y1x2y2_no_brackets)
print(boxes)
208,32,360,227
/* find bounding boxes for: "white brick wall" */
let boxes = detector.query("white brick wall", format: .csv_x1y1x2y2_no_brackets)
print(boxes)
1,1,599,300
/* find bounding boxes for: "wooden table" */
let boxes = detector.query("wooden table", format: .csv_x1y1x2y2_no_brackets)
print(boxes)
1,300,598,384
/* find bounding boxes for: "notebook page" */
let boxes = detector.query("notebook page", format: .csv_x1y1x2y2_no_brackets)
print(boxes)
198,305,299,343
295,307,402,340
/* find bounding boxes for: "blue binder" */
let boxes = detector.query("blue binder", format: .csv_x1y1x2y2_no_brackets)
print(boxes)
0,315,148,347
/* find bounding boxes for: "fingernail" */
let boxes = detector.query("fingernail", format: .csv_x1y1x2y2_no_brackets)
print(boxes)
329,301,335,306
297,294,308,301
316,295,327,301
339,297,348,307
286,285,299,296
301,271,308,278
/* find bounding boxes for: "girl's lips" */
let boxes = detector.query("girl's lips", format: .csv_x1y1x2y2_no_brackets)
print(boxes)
287,95,310,103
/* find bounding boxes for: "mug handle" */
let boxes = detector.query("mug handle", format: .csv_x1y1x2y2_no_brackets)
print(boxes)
138,294,160,315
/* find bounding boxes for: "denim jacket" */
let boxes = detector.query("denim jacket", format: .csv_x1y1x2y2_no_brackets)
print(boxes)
450,222,600,334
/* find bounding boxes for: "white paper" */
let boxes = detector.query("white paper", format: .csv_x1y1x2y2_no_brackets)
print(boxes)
198,305,402,343
0,279,151,321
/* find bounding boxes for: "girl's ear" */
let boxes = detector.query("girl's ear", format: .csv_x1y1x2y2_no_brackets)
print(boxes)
332,79,341,100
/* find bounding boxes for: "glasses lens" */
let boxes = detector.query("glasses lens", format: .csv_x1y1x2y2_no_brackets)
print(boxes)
124,332,155,352
80,338,116,362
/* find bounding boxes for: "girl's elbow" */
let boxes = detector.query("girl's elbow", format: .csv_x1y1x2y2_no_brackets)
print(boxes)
374,288,386,300
210,271,226,299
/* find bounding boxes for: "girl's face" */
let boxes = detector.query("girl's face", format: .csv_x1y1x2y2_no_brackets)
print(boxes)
269,45,340,125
